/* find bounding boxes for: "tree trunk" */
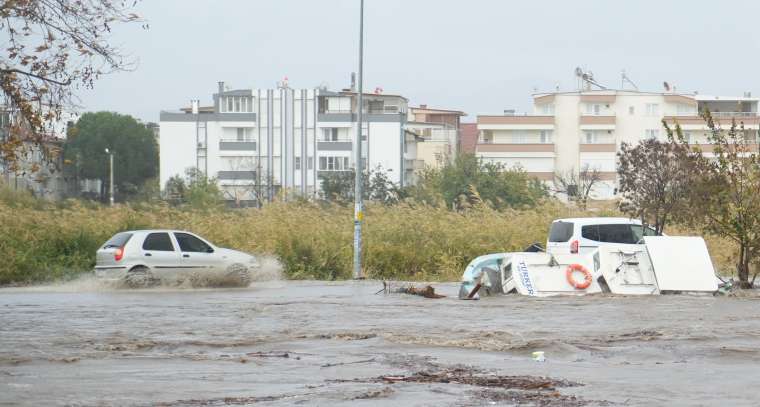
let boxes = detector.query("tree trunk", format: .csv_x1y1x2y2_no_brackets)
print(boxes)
737,245,752,289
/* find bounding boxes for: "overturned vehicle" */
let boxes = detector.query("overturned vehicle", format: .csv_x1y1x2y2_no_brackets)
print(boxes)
459,235,720,299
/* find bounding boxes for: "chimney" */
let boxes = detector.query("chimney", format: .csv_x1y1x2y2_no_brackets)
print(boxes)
503,109,515,116
420,104,427,109
191,99,199,114
218,81,225,95
350,72,356,91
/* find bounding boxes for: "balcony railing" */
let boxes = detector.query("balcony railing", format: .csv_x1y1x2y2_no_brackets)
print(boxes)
707,111,758,118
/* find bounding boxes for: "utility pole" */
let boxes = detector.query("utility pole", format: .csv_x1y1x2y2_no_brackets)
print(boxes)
352,0,365,280
105,148,114,206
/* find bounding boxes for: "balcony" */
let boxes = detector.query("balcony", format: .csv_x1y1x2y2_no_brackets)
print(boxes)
478,116,554,130
579,143,616,153
476,143,555,153
664,114,760,128
404,159,425,171
219,140,257,151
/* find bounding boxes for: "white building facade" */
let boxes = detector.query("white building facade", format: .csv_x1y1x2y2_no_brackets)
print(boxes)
476,90,759,199
159,82,412,205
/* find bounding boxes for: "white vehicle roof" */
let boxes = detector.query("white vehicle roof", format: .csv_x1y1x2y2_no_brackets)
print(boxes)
552,217,642,225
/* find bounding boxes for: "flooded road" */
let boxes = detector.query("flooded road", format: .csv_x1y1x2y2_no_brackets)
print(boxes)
1,280,760,406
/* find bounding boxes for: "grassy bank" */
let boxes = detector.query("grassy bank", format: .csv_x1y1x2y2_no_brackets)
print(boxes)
0,191,739,285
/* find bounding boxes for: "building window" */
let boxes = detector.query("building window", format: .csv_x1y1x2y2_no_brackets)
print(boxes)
645,129,660,140
540,104,555,115
323,128,339,141
294,157,301,170
683,131,692,143
222,96,253,113
584,131,596,144
319,156,350,171
629,106,635,115
510,131,528,144
540,130,553,144
308,157,314,170
236,128,253,141
586,104,601,115
645,103,660,116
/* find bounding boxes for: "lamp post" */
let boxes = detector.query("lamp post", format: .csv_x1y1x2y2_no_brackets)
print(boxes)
352,0,365,280
105,148,114,206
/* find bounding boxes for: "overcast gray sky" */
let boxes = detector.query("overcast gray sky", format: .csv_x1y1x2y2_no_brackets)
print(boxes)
79,0,760,123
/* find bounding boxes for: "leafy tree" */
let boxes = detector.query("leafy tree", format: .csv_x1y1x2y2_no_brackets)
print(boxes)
64,112,158,201
616,137,693,234
673,112,760,288
0,1,144,170
163,168,222,210
408,153,546,210
552,165,602,211
319,165,399,204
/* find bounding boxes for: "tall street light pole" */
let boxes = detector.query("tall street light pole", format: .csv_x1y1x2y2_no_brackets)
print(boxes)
352,0,365,280
105,148,114,206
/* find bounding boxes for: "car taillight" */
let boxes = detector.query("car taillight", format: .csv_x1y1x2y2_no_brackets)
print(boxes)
114,247,124,262
570,240,579,254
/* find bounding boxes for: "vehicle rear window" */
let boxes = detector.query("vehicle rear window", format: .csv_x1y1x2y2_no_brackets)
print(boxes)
548,221,574,242
583,224,641,244
103,232,132,248
142,232,175,251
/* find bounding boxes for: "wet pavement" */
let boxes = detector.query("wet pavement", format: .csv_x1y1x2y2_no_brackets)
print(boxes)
1,280,760,406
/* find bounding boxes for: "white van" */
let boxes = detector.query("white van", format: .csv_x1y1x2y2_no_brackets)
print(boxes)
546,217,658,254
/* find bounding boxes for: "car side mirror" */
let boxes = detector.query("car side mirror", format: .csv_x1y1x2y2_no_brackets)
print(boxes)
206,247,214,253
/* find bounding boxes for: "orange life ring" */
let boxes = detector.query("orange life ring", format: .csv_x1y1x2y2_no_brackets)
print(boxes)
566,264,592,289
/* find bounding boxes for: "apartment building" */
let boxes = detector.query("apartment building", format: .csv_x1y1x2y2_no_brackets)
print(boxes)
159,81,413,205
476,90,760,199
405,105,465,168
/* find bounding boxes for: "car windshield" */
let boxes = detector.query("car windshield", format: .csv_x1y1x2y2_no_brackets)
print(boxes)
102,232,132,248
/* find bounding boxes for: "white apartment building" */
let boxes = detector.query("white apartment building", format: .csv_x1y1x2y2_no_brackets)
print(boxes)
159,82,414,205
476,90,759,199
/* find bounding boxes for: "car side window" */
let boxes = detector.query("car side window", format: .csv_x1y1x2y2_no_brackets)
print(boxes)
643,227,657,236
581,225,600,241
174,233,213,253
597,224,636,244
142,233,175,251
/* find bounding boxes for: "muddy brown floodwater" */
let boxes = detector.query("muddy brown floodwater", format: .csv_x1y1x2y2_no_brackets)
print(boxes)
1,280,760,406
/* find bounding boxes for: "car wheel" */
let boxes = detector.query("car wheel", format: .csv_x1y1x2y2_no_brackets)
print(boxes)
123,266,159,288
225,263,252,287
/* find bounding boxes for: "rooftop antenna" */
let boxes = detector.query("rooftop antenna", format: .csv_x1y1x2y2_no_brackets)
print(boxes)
621,70,638,91
575,67,606,91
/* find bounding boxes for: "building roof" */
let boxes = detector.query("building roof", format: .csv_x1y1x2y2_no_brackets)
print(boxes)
533,89,698,98
410,106,467,116
694,95,759,102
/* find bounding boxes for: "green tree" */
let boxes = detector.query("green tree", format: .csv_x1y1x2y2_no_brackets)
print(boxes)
672,112,760,288
64,112,158,201
408,153,546,210
319,165,399,204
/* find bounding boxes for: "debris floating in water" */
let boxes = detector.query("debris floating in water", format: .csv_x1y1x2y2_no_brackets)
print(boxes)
380,281,445,299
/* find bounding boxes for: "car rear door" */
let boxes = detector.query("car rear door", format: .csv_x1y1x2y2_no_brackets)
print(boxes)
141,232,181,274
173,232,223,272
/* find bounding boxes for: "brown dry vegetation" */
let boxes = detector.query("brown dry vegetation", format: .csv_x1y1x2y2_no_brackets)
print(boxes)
0,188,739,285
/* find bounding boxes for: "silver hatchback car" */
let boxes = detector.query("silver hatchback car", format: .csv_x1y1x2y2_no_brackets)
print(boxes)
94,230,259,287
